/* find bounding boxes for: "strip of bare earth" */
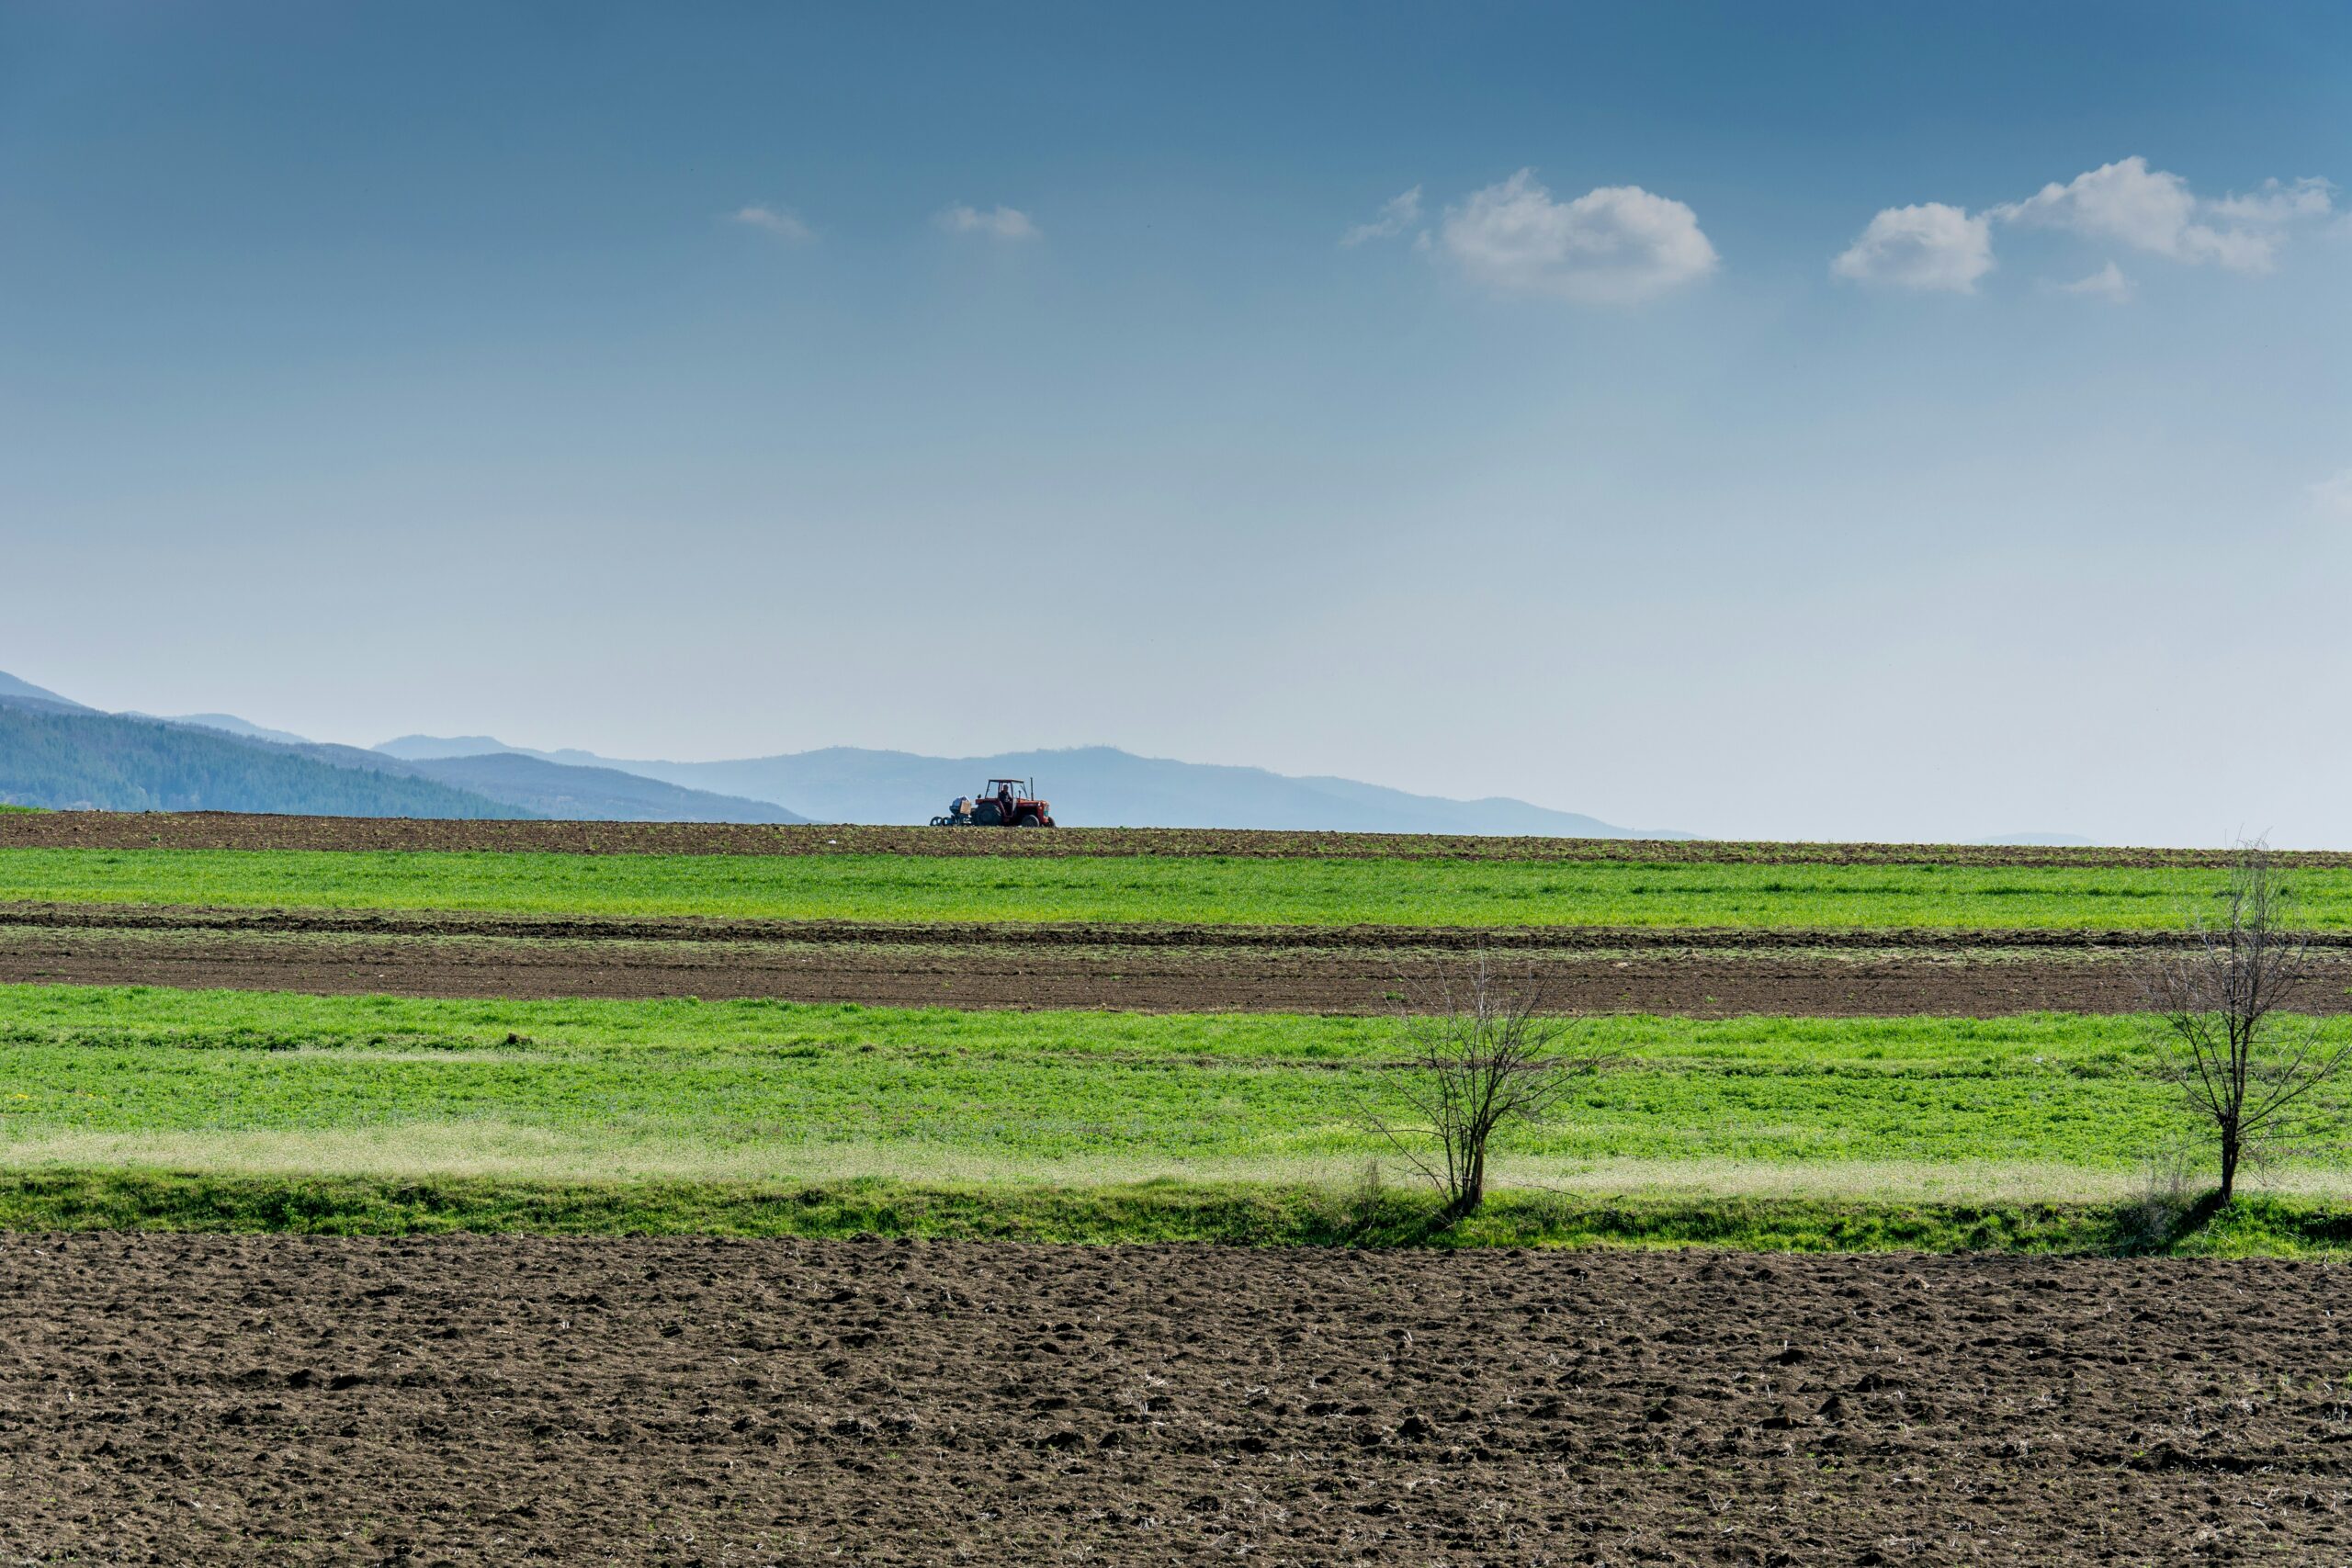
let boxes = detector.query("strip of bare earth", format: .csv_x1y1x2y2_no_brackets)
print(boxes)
11,903,2352,1013
7,810,2345,866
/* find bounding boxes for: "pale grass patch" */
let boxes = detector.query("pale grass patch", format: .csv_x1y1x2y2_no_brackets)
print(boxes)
1497,1155,2352,1203
7,1122,2351,1204
1496,1156,2166,1204
0,1124,1352,1188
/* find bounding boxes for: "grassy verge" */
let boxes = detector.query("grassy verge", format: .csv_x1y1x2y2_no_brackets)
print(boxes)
12,846,2352,928
11,984,2340,1183
7,984,2352,1199
3,1168,2344,1256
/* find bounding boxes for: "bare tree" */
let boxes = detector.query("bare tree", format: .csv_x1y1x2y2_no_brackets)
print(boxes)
1361,955,1609,1221
2139,841,2348,1203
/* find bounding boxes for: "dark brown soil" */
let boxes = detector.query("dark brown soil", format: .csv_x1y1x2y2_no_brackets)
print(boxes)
18,904,2352,1015
3,1233,2346,1565
4,810,2334,867
0,924,2171,1014
17,902,2321,950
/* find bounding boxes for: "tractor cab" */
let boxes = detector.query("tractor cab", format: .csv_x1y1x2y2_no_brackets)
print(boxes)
933,777,1056,828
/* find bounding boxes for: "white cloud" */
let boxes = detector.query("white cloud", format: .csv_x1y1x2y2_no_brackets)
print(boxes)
1993,156,2334,274
1831,203,1994,293
2208,175,2336,226
1837,158,2336,298
730,204,814,243
937,203,1040,242
2051,260,2133,302
1341,186,1423,246
1996,158,2198,254
1439,170,1716,304
2309,469,2352,520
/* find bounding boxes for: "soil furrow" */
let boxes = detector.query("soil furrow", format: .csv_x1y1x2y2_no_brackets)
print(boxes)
2,1234,2346,1564
12,921,2352,1014
13,900,2345,949
6,810,2338,866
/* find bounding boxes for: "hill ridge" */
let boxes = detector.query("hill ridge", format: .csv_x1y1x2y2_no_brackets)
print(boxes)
374,736,1678,836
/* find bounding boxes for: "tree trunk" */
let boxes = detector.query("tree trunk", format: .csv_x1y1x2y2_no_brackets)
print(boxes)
1453,1148,1487,1218
2219,1127,2240,1204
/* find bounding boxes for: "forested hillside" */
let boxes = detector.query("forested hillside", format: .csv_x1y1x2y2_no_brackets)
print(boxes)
0,705,529,818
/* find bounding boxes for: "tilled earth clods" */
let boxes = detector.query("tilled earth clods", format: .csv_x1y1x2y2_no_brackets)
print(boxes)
3,1234,2347,1564
12,903,2335,1015
8,810,2346,866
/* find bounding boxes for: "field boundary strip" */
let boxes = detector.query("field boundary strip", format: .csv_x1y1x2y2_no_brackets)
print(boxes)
5,812,2344,867
5,1170,2351,1254
10,901,2343,950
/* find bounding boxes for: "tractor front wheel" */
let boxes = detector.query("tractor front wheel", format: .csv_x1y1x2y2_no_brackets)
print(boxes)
1013,812,1043,827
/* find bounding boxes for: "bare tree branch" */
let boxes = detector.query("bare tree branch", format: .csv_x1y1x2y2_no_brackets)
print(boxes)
2139,840,2347,1203
1357,954,1611,1221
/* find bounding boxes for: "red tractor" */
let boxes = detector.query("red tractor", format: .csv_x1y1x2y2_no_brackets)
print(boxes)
932,777,1056,828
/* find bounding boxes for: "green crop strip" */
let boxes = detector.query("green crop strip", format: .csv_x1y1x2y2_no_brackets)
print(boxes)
10,847,2352,928
3,986,2348,1201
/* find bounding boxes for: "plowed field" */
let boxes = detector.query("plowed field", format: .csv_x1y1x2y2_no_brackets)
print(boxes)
15,903,2348,1014
4,1234,2346,1565
8,811,2343,1565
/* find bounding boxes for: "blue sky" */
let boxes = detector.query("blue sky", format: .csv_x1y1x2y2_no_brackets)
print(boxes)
3,2,2348,842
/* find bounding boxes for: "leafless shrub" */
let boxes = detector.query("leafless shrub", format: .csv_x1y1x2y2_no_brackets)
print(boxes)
2139,841,2349,1203
1360,955,1610,1221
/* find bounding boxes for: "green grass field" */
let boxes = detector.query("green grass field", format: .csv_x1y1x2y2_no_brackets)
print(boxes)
7,835,2343,1251
3,984,2334,1202
7,846,2348,929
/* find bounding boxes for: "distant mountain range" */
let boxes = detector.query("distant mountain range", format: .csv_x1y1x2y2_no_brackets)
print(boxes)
373,737,1679,836
0,672,802,822
0,671,83,709
130,712,313,747
0,664,1685,832
0,702,531,818
357,750,804,824
0,666,2112,840
0,667,2114,840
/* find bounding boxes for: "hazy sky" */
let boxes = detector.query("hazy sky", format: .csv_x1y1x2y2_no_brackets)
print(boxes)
4,3,2348,844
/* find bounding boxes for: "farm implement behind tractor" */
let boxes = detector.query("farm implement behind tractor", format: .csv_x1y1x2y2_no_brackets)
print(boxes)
933,778,1056,828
